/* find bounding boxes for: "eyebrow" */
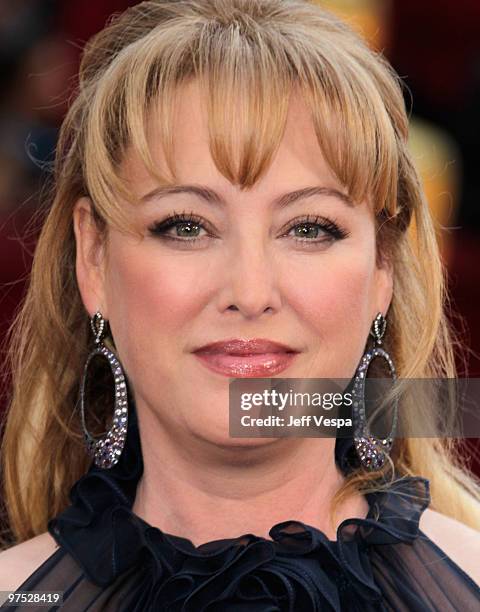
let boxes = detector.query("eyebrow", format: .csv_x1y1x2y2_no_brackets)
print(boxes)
140,184,354,209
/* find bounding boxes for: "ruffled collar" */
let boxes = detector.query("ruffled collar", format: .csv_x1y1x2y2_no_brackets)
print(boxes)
48,397,430,611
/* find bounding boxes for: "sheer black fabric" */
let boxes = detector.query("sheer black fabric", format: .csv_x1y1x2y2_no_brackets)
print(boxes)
2,400,480,611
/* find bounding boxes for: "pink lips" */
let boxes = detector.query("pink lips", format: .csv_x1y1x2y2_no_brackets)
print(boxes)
192,338,300,377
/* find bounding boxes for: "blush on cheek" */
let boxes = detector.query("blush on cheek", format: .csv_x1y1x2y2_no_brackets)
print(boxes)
103,242,205,377
285,257,375,377
290,255,373,325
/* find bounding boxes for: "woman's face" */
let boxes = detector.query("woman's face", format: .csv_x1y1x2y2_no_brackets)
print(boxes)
74,81,393,446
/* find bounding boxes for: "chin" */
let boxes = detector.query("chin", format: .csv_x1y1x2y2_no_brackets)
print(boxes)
187,417,277,450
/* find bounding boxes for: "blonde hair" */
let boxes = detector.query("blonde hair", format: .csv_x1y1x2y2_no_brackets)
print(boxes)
2,0,480,544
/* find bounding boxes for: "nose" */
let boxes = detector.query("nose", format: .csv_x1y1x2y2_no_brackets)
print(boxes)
218,240,282,319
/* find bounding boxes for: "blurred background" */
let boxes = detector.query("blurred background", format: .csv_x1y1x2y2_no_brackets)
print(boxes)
0,0,479,477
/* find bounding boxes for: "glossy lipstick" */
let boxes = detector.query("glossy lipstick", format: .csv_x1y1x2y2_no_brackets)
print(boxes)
192,338,300,377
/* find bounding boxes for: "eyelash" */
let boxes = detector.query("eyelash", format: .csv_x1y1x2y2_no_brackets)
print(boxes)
147,210,350,246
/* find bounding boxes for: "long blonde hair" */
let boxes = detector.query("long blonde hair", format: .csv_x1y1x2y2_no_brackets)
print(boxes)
2,0,480,544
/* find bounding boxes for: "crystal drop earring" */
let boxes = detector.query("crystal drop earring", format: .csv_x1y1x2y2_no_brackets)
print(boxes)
351,312,398,471
79,310,129,469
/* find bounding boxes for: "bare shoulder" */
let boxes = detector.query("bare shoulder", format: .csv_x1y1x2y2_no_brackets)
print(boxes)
419,507,480,587
0,531,59,591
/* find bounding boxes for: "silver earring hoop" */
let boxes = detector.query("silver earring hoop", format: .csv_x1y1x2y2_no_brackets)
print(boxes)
352,312,398,471
79,310,128,469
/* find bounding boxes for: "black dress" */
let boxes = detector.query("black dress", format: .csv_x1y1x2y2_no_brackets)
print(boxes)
2,399,480,611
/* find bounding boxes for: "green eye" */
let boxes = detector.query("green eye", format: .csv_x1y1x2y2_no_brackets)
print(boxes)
175,222,202,237
148,213,208,243
292,223,323,239
284,215,349,242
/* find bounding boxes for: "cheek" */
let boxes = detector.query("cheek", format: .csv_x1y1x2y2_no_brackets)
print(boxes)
290,255,374,322
103,243,203,371
284,248,376,371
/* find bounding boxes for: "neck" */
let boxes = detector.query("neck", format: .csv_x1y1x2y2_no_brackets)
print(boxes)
131,404,369,546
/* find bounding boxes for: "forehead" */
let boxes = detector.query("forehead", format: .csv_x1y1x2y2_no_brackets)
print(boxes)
121,80,345,200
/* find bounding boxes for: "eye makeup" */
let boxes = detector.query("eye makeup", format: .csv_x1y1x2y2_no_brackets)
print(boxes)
147,210,351,248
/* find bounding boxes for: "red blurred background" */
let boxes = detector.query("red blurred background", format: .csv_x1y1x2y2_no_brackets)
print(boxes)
1,0,479,477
